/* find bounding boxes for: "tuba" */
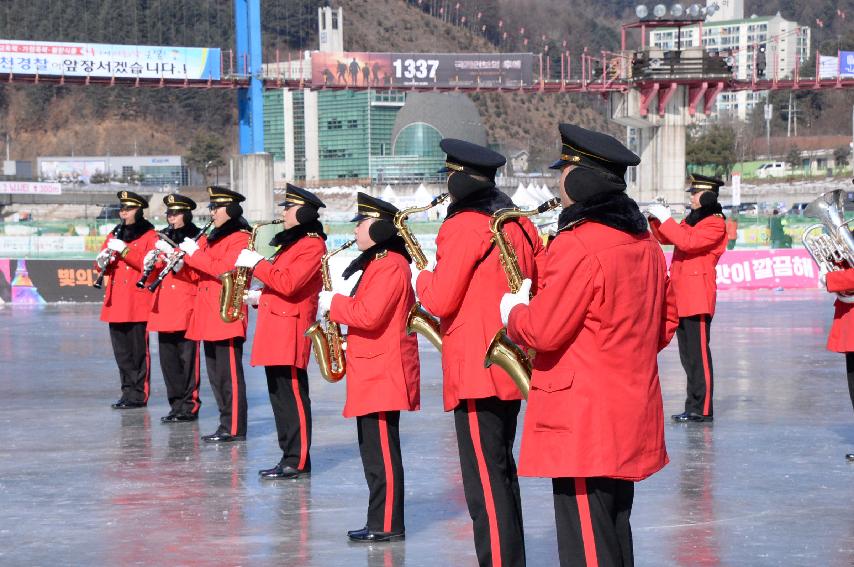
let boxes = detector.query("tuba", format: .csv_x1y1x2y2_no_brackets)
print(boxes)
484,198,561,398
803,189,854,302
395,193,449,351
305,239,356,383
219,220,283,323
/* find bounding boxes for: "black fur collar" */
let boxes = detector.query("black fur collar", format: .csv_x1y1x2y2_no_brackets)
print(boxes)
161,222,201,244
269,220,327,253
446,188,516,219
118,219,155,243
207,217,251,243
558,192,647,235
684,202,725,227
343,235,412,296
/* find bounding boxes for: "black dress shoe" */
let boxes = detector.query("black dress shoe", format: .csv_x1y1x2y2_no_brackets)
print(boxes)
202,429,245,443
173,413,198,422
112,400,146,409
259,464,310,479
161,413,178,423
671,411,713,423
846,453,854,462
348,528,405,542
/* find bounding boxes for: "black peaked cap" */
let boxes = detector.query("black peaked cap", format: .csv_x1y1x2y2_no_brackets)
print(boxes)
117,190,148,209
438,138,506,179
278,183,326,209
687,173,724,194
163,193,196,211
550,123,640,178
207,185,245,205
351,191,399,222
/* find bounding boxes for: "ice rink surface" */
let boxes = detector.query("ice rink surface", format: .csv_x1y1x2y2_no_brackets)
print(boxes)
1,289,852,566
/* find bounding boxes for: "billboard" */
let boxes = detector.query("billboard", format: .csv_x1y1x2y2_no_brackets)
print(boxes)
0,39,221,80
840,51,854,77
0,258,105,303
0,181,61,195
312,51,533,88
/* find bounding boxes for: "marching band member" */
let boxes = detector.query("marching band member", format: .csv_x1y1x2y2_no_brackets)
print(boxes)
317,193,420,542
146,194,203,423
501,123,678,566
97,191,158,409
179,187,251,443
416,140,543,567
234,184,327,479
648,174,727,423
820,268,854,462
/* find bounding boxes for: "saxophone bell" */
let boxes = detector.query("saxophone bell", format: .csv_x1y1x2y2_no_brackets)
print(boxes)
406,302,442,352
484,328,532,399
219,219,283,323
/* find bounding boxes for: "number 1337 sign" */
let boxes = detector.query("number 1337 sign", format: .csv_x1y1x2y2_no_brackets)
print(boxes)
312,51,533,88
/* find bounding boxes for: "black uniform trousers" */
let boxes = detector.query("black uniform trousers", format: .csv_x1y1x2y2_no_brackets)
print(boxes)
553,477,635,567
676,314,714,417
109,322,150,405
454,397,525,567
158,331,201,417
203,337,247,437
265,365,312,470
844,353,854,413
357,411,405,533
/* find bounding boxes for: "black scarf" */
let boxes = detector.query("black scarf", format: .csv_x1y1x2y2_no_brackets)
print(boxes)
118,219,155,243
161,222,201,244
343,235,413,296
557,192,648,235
684,202,725,227
446,188,516,219
268,220,327,256
206,217,251,243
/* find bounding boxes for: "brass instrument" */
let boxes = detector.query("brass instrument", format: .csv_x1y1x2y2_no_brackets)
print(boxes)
93,221,125,289
394,193,449,270
393,193,449,350
219,220,283,323
137,233,178,288
803,189,854,303
490,198,560,293
149,220,214,292
305,238,357,382
483,198,561,397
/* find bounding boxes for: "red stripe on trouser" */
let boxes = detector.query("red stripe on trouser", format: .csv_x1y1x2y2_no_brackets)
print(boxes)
291,366,308,470
699,315,712,415
377,411,395,532
467,399,502,567
143,331,151,403
228,338,239,435
190,340,201,414
574,478,599,567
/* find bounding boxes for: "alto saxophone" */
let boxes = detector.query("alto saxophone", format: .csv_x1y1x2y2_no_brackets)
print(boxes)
484,197,561,398
305,239,356,383
394,193,449,352
219,220,283,323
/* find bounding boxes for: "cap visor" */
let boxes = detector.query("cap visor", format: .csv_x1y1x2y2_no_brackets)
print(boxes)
549,159,570,170
351,213,369,222
437,166,450,173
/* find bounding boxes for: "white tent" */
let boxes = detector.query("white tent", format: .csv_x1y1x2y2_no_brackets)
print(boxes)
413,183,432,203
381,184,398,204
512,182,539,209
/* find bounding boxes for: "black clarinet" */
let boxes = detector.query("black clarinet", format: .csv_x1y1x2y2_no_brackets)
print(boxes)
148,220,213,292
93,221,125,289
136,232,177,288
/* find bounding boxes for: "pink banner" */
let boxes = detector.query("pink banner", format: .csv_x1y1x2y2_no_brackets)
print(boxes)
664,249,818,290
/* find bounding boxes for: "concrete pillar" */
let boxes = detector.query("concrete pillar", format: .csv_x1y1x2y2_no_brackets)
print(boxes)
231,153,274,222
304,90,320,182
283,88,295,181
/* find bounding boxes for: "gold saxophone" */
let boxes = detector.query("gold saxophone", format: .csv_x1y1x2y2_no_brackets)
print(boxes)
484,197,561,398
219,220,283,323
304,239,356,383
394,193,449,352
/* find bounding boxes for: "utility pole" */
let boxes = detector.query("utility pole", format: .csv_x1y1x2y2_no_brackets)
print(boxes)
787,92,792,137
764,103,772,157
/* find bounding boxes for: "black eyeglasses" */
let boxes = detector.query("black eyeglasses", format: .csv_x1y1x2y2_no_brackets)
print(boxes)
165,211,182,216
119,205,138,212
208,204,225,211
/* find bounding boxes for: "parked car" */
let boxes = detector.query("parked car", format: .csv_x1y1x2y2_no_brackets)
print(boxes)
756,162,789,179
788,202,810,215
96,204,121,220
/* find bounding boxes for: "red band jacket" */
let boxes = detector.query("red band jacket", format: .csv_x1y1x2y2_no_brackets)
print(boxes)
650,214,727,317
98,229,158,323
416,212,544,411
507,222,678,481
250,234,326,368
329,250,420,419
146,251,200,333
825,268,854,352
184,230,250,342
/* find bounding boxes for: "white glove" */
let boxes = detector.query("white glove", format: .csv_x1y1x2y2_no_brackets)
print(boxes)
143,249,158,266
317,290,337,314
96,249,113,269
818,266,828,290
171,258,185,273
646,204,672,222
235,249,264,269
179,238,199,257
244,289,261,306
155,239,174,254
500,279,532,326
107,238,127,253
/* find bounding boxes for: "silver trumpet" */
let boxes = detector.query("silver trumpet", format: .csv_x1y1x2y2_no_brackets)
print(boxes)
803,189,854,303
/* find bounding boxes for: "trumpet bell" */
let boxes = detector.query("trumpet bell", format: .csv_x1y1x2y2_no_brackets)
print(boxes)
484,328,532,399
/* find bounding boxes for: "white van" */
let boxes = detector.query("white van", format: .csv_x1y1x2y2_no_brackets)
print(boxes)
756,162,789,179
